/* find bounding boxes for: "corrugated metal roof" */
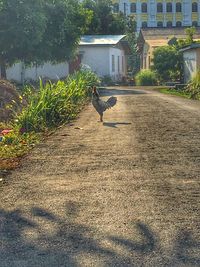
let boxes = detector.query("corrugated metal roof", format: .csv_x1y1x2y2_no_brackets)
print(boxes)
180,43,200,52
80,35,126,45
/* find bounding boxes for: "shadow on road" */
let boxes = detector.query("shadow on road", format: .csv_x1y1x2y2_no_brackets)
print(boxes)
0,201,199,266
100,88,147,97
103,122,132,128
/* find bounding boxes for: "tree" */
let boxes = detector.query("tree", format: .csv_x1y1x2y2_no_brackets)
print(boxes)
0,0,47,78
152,46,183,82
82,0,127,34
0,0,92,79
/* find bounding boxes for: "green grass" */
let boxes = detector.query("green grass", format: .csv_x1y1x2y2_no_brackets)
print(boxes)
0,70,100,169
158,88,192,99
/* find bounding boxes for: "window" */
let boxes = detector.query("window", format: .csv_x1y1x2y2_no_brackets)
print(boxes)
157,21,163,27
176,2,182,12
112,55,115,72
118,56,120,73
166,2,172,12
157,3,163,13
123,3,127,15
113,3,119,13
130,3,136,13
176,21,182,27
122,56,124,72
167,21,173,27
141,3,147,13
192,2,198,12
142,21,148,28
192,21,198,27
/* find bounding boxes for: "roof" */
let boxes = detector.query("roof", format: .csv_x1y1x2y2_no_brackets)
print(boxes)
80,35,126,46
180,43,200,52
139,27,200,41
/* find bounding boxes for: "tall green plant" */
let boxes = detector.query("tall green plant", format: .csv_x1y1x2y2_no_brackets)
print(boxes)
135,69,157,86
186,70,200,100
15,70,99,132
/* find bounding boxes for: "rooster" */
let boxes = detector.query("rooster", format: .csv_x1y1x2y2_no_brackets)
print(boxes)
92,86,117,122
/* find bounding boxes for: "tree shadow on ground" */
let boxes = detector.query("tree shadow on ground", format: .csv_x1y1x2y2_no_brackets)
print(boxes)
103,122,132,128
0,201,200,266
175,230,200,266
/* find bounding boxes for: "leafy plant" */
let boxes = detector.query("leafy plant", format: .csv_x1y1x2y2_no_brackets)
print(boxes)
15,70,99,132
186,70,200,100
135,70,157,86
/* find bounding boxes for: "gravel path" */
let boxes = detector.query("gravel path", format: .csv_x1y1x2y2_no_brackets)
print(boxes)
0,87,200,267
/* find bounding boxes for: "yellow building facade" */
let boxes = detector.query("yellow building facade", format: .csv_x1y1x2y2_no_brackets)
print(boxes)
112,0,200,31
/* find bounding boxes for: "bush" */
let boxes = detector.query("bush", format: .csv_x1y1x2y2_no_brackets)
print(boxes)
186,70,200,100
135,70,157,86
15,70,100,132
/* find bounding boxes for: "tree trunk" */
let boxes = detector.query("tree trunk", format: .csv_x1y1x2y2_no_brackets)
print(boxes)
0,60,7,79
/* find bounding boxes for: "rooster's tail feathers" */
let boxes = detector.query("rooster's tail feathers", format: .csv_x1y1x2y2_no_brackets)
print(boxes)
106,96,117,109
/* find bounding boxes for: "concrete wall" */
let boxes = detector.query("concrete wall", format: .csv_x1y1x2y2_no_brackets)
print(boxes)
79,46,110,77
6,62,69,83
183,49,198,83
109,47,126,80
79,45,126,81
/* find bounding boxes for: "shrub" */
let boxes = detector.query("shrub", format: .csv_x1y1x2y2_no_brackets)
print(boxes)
186,70,200,100
15,70,100,132
135,69,157,86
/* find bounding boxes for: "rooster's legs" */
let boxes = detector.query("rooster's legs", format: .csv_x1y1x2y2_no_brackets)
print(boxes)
100,114,103,122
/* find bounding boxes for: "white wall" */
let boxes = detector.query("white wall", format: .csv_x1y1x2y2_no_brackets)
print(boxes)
79,45,126,81
6,62,69,83
79,46,110,77
109,47,126,80
183,50,197,83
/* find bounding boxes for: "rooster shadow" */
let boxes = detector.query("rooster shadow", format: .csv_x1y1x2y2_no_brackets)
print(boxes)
103,122,132,128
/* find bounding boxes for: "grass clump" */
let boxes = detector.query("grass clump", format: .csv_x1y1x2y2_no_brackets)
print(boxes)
135,70,157,86
0,70,99,166
186,71,200,100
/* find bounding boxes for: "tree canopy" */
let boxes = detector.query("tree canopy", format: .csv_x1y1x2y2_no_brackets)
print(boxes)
0,0,92,78
152,46,183,82
82,0,128,34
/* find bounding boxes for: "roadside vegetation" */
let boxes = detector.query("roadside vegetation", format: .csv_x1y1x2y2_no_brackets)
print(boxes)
135,69,157,86
0,70,99,170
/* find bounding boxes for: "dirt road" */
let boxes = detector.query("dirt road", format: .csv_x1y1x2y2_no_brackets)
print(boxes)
0,87,200,267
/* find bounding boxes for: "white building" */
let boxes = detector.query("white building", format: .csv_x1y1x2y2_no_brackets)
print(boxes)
79,35,130,81
6,62,69,84
181,43,200,82
112,0,200,31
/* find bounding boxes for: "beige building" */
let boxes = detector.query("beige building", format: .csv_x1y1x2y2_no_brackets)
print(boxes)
137,27,200,69
181,43,200,82
112,0,200,32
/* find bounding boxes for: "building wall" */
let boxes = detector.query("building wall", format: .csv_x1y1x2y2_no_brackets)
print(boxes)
109,47,126,80
79,46,126,81
6,62,69,83
183,48,198,82
79,46,110,77
112,0,200,31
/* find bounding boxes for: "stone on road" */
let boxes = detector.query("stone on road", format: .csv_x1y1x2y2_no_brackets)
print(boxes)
0,87,200,267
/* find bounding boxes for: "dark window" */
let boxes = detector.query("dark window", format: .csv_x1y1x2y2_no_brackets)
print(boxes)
167,21,173,27
192,2,198,12
166,2,172,12
123,3,127,15
176,21,182,27
157,3,163,13
130,3,136,13
192,21,198,27
142,21,148,28
157,21,163,27
141,3,147,13
176,2,182,12
113,3,119,13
